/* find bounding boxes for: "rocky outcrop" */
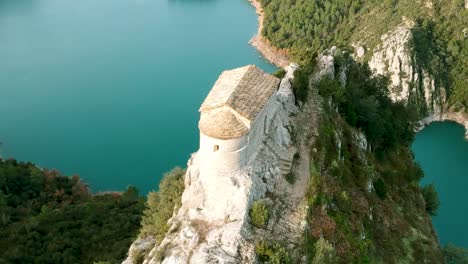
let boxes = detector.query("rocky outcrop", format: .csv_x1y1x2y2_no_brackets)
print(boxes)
367,20,416,102
363,21,467,136
123,64,307,264
365,19,444,109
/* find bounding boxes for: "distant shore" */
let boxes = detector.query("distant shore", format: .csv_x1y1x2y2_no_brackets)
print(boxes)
248,0,291,68
419,111,468,140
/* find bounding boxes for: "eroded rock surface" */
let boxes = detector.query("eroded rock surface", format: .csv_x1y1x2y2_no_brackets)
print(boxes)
124,64,308,264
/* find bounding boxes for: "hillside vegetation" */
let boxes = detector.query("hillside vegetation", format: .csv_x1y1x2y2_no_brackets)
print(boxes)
0,159,144,264
260,0,467,109
301,53,443,263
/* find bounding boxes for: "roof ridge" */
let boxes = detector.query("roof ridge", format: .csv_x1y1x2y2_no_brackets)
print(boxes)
225,105,251,129
225,64,254,109
199,65,253,113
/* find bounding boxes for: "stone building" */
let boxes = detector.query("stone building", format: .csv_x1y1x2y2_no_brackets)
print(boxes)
198,65,280,176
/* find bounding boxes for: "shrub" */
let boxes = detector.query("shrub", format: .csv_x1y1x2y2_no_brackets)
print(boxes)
443,243,468,264
292,65,313,103
132,249,146,264
255,241,291,264
273,68,286,79
192,219,210,243
285,172,295,184
140,167,186,241
317,76,344,104
311,237,336,264
421,183,440,216
373,178,387,200
250,201,270,228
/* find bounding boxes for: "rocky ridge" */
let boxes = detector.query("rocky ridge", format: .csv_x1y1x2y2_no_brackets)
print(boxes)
124,64,311,264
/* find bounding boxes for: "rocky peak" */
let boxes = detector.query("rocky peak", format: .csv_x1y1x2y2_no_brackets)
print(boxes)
123,64,307,264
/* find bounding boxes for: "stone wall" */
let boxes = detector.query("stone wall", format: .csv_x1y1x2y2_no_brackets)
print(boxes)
198,133,249,175
198,90,280,177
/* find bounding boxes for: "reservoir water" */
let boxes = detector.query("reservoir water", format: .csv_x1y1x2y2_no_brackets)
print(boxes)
2,1,466,250
0,0,275,193
412,121,468,247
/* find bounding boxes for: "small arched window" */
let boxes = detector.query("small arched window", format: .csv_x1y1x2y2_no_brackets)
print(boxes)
214,145,219,152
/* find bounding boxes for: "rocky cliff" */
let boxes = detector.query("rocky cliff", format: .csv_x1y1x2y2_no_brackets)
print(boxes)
124,45,447,263
123,64,314,264
356,20,468,138
359,31,467,140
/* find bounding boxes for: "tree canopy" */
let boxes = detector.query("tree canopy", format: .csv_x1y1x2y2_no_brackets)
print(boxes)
0,159,144,264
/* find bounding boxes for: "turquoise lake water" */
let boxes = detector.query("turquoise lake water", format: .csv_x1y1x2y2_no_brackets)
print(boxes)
0,0,275,193
412,121,468,247
1,0,466,250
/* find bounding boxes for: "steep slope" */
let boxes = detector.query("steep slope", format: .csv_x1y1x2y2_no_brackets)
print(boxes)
258,0,467,134
125,49,445,263
0,159,144,263
124,1,466,263
302,50,444,263
124,65,312,263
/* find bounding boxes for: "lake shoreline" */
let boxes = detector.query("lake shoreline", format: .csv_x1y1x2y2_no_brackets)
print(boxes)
418,111,468,140
248,0,291,68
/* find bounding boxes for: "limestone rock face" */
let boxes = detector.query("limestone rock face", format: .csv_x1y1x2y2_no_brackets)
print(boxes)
314,47,336,82
365,21,468,134
356,46,365,58
368,21,415,101
124,64,303,264
367,20,445,114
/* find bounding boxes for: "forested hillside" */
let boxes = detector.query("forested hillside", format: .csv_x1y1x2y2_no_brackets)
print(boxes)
257,0,468,261
302,53,443,263
0,159,144,264
260,0,467,109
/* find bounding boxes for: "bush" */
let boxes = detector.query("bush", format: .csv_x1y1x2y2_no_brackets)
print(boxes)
285,172,295,184
317,76,344,104
273,68,286,79
373,178,387,200
140,167,185,241
311,237,336,264
250,201,270,228
292,64,314,103
255,241,291,264
443,243,468,264
421,183,440,216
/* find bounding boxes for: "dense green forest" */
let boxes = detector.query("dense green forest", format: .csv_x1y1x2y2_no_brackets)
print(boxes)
260,0,467,109
0,159,144,264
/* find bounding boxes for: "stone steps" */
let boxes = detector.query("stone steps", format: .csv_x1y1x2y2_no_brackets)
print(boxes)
265,141,296,176
278,158,292,165
282,147,297,176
